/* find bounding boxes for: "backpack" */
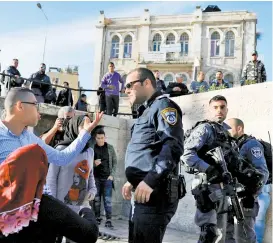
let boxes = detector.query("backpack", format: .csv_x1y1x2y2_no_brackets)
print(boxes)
238,135,272,184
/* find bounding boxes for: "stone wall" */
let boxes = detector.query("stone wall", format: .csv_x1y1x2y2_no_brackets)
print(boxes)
0,82,271,242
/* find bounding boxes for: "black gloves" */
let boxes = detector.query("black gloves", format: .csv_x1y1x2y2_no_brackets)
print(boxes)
206,166,223,184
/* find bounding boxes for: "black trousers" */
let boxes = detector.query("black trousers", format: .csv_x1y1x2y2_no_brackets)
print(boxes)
0,194,98,243
105,95,119,117
129,190,179,243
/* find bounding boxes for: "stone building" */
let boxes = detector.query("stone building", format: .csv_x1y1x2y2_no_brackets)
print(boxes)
92,5,257,91
47,65,80,102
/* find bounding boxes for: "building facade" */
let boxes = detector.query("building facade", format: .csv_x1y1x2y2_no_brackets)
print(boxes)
47,65,80,103
92,5,257,91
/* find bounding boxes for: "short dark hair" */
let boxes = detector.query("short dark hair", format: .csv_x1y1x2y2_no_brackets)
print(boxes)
128,68,156,89
209,95,227,104
13,58,18,62
41,63,46,66
96,128,105,136
233,118,244,129
4,87,35,112
109,62,115,67
63,81,69,86
216,70,223,74
153,70,159,73
81,94,87,98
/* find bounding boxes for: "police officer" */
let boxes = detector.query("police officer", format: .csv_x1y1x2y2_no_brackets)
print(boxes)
122,67,184,243
241,51,266,85
225,118,269,243
181,95,233,243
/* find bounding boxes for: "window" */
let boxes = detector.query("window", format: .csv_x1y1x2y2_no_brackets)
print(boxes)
211,31,220,57
225,31,235,57
166,33,175,45
124,35,132,58
111,35,120,58
224,74,234,87
180,33,189,56
153,34,162,52
164,74,174,86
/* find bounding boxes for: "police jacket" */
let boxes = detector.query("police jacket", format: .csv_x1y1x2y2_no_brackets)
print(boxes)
237,134,269,191
30,71,51,96
166,82,189,97
125,92,184,189
181,121,233,173
242,60,266,84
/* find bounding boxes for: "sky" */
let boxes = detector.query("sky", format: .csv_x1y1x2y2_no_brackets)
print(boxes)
0,1,272,92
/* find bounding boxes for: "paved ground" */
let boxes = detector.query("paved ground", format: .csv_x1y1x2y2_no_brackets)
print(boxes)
96,219,198,243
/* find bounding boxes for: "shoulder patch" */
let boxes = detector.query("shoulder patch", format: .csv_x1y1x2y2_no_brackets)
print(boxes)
251,147,263,159
160,107,177,125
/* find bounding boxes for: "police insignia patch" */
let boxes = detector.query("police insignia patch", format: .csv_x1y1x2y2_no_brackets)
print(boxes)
251,147,263,159
160,107,177,125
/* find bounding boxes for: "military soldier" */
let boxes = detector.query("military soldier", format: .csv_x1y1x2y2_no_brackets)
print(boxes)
225,118,269,243
181,95,234,243
122,67,184,243
241,51,266,85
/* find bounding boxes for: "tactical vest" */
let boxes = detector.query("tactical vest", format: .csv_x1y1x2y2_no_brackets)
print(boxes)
186,120,238,170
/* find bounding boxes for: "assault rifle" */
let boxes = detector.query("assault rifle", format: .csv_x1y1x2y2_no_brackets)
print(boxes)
208,146,247,236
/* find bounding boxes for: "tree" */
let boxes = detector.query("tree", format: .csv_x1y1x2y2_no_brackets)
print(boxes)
256,32,262,41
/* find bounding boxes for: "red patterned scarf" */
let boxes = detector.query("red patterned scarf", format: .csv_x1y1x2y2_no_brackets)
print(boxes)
0,144,48,236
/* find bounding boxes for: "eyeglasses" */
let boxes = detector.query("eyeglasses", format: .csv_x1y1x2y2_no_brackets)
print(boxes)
125,78,147,89
21,102,40,110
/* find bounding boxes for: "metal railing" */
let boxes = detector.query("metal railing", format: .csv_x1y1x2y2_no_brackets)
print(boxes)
0,72,134,118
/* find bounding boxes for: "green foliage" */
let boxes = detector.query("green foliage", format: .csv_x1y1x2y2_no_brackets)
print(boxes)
245,80,257,85
208,83,227,91
198,86,207,93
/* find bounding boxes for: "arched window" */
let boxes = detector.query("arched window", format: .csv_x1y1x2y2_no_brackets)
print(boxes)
209,73,216,82
164,74,174,86
166,33,175,45
111,35,120,58
180,33,189,56
124,35,132,58
225,74,234,87
225,31,235,57
153,34,162,52
211,31,220,57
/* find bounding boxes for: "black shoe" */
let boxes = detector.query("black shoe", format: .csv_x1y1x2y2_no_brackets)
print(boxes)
96,217,102,225
105,220,114,229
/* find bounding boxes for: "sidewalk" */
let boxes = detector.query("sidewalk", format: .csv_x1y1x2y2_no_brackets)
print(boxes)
96,219,198,243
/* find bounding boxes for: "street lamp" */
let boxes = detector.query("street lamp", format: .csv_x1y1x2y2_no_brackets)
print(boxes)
37,2,48,63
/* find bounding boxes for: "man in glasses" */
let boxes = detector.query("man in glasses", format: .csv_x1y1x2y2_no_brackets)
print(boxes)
0,87,103,242
122,68,184,243
101,62,124,117
29,63,54,103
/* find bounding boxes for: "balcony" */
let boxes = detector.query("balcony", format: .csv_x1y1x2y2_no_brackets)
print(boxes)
138,52,194,64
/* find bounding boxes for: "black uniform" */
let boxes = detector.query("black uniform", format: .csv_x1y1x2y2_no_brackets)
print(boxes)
125,91,184,243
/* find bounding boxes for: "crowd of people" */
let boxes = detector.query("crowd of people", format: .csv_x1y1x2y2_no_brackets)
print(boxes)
97,51,267,117
0,50,270,243
0,60,89,112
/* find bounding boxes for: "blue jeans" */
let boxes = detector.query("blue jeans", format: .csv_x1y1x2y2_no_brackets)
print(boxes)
255,184,272,243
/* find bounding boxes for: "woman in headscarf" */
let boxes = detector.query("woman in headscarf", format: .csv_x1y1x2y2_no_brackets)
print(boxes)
0,127,98,243
46,115,97,243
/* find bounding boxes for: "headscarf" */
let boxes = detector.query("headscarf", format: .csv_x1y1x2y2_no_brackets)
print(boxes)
0,144,48,236
56,115,90,152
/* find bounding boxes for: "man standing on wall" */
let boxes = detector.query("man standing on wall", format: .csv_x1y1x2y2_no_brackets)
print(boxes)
92,128,117,229
101,62,124,117
241,51,267,85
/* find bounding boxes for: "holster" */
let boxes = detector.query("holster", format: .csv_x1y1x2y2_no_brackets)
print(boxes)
165,173,187,203
192,184,216,213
